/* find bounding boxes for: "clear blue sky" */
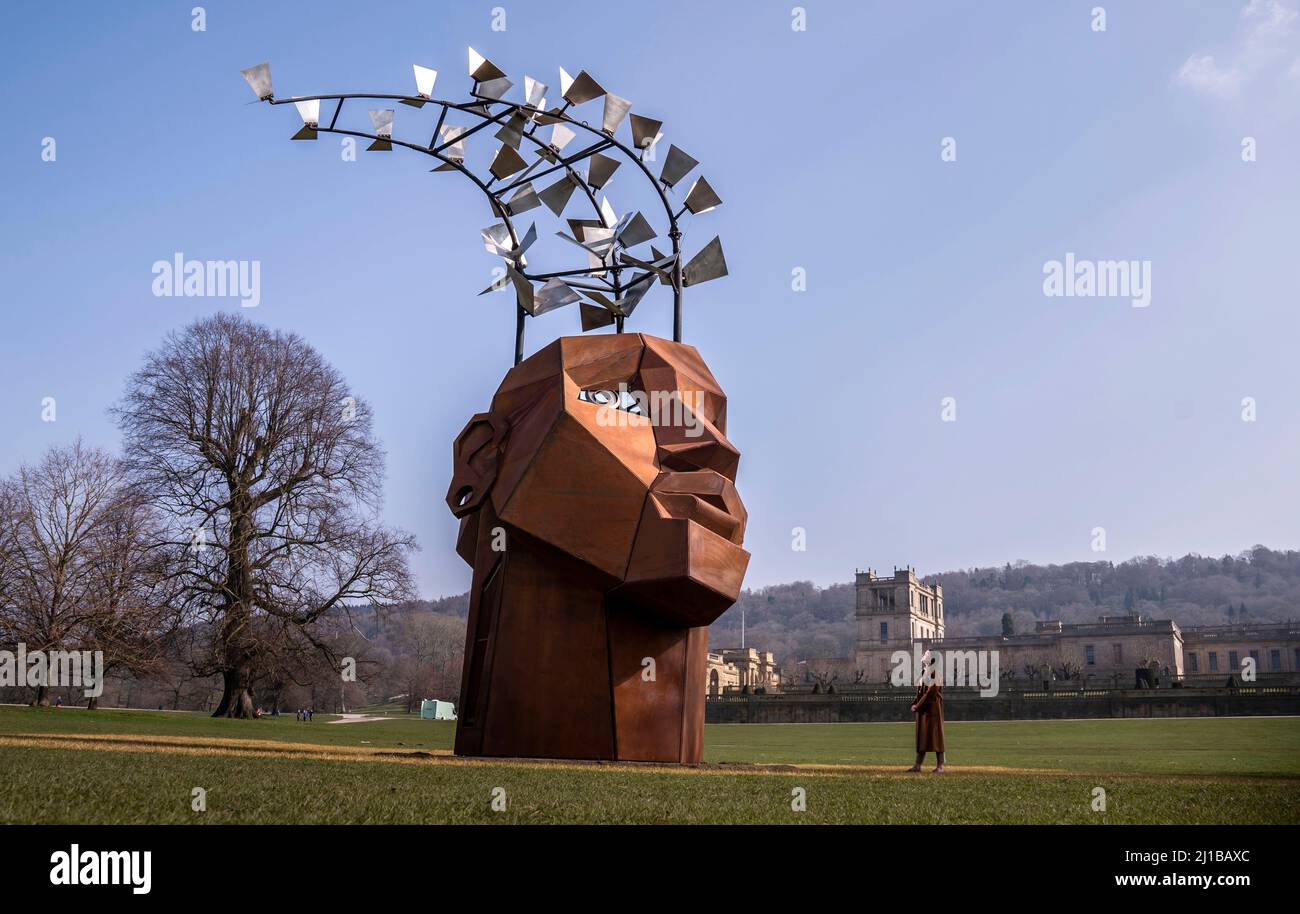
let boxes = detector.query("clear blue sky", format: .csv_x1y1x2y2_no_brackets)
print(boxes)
2,1,1297,601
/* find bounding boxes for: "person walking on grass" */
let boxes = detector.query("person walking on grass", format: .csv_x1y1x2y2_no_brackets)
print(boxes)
908,650,946,773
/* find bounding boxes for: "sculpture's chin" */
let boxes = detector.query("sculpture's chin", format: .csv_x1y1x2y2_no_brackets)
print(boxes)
614,517,750,627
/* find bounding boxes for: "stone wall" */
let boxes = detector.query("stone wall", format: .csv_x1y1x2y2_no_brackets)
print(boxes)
705,685,1300,723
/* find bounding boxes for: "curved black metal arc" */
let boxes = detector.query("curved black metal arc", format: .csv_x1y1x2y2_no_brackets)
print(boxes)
271,92,614,360
502,99,685,342
269,86,688,347
272,92,610,242
300,118,528,363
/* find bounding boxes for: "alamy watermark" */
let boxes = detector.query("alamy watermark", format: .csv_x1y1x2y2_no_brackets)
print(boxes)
49,845,150,894
1043,253,1151,308
0,643,104,698
152,252,261,308
891,644,1000,697
583,383,707,438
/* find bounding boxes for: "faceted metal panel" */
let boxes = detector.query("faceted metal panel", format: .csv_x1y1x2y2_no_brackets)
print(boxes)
524,75,547,108
617,211,657,248
505,182,542,215
587,153,620,190
240,62,273,99
602,93,632,134
629,113,663,152
562,69,605,105
533,278,582,315
468,47,506,81
580,302,617,331
495,111,528,149
489,143,528,179
294,99,319,126
683,176,722,214
659,144,698,188
368,108,394,137
481,222,513,256
538,174,578,216
413,64,438,98
682,236,727,286
475,76,513,100
438,124,467,161
599,196,617,229
550,123,576,152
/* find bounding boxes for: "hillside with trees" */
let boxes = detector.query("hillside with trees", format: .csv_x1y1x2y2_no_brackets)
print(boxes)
706,546,1300,669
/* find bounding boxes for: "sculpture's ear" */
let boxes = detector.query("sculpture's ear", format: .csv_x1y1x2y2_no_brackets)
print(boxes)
446,412,509,518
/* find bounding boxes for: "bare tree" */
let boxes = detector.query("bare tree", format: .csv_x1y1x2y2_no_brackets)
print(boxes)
0,441,174,706
115,313,416,717
81,476,180,707
390,612,464,712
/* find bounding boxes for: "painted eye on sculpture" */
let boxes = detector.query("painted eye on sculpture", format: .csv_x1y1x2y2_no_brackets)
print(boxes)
577,387,644,415
581,388,617,406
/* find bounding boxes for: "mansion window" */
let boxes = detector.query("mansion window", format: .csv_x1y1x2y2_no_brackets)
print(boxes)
1228,651,1239,670
1208,652,1219,672
1085,645,1096,666
1188,653,1198,672
1271,649,1281,671
1112,643,1122,663
880,622,888,644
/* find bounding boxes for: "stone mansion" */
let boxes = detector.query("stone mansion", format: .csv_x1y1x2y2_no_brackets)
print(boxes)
810,566,1300,686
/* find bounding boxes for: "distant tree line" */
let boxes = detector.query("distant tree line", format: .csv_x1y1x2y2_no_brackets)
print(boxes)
704,547,1300,671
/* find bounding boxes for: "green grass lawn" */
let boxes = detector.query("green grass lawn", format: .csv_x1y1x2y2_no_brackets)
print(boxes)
350,700,421,717
0,707,1296,824
707,717,1300,776
0,706,447,750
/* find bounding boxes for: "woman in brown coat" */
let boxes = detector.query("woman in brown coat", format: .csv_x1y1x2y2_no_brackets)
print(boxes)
908,654,945,772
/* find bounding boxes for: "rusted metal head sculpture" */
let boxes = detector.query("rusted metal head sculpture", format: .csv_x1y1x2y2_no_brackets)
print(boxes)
245,51,746,762
448,334,747,619
444,333,748,761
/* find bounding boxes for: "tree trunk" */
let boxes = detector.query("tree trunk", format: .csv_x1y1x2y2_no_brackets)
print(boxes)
31,685,50,707
212,667,256,718
86,696,99,710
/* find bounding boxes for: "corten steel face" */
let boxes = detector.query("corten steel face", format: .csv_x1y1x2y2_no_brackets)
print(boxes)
446,334,748,762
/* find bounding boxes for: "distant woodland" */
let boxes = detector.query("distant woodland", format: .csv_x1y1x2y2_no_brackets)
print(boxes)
16,546,1297,712
705,546,1300,668
388,546,1300,678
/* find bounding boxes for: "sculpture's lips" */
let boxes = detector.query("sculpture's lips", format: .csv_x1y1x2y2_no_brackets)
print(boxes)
650,470,746,544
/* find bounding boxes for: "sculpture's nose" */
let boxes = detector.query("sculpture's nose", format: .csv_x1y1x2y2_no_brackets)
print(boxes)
651,469,746,544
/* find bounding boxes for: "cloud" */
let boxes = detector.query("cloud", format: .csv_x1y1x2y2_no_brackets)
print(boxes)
1176,55,1243,97
1175,0,1299,97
